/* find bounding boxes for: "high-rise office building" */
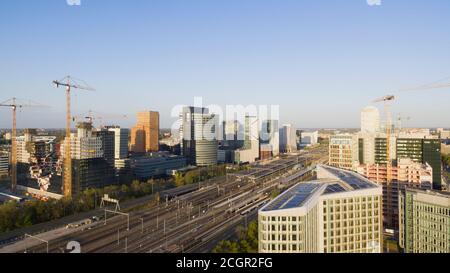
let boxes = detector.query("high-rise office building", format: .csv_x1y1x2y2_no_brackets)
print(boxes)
106,126,131,178
234,115,260,164
259,165,383,253
399,188,450,253
93,129,115,167
106,126,129,160
329,134,359,170
279,124,297,153
361,106,380,134
181,107,218,166
130,111,159,153
260,120,279,158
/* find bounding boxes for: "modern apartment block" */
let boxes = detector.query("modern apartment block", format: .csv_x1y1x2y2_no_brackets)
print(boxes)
130,111,160,153
399,188,450,253
259,165,383,253
181,107,218,166
356,158,433,230
329,134,359,170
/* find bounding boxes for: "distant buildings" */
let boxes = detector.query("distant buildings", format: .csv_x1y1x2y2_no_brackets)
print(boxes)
399,188,450,253
260,120,279,158
361,106,380,134
329,134,359,170
437,128,450,139
234,115,260,164
181,107,218,166
279,124,297,153
133,154,187,180
300,131,319,147
259,165,383,253
337,125,443,190
130,111,160,153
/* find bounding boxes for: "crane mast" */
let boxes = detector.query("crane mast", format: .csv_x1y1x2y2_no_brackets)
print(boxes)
53,76,94,198
11,101,17,192
373,95,395,183
0,98,46,192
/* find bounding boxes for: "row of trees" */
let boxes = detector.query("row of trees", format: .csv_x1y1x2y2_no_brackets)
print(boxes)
174,165,227,187
0,179,169,233
212,221,258,253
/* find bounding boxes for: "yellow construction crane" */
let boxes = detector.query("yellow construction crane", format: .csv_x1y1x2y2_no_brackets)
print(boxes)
373,95,395,183
0,98,48,192
53,76,95,198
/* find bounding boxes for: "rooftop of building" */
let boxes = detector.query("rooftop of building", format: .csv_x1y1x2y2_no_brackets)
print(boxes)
261,164,380,212
404,187,450,197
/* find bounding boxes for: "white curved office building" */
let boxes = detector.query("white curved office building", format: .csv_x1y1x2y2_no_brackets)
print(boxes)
259,165,383,253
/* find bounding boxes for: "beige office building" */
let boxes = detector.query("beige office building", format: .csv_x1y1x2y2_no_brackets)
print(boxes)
130,111,160,153
329,134,359,170
259,165,383,253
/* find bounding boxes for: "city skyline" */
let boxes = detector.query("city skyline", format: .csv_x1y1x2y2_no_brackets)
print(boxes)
1,1,450,129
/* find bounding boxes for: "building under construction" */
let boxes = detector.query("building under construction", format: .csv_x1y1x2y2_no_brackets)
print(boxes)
60,122,116,196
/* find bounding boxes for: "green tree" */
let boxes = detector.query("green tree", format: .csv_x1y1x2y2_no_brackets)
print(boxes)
213,240,240,253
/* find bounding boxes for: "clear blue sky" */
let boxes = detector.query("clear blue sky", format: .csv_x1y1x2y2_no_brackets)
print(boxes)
1,0,450,129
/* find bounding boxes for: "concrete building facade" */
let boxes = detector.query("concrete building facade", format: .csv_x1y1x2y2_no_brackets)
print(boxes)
259,165,383,253
399,188,450,253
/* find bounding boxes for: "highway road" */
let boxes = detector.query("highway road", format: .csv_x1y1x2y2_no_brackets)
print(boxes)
1,146,328,253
